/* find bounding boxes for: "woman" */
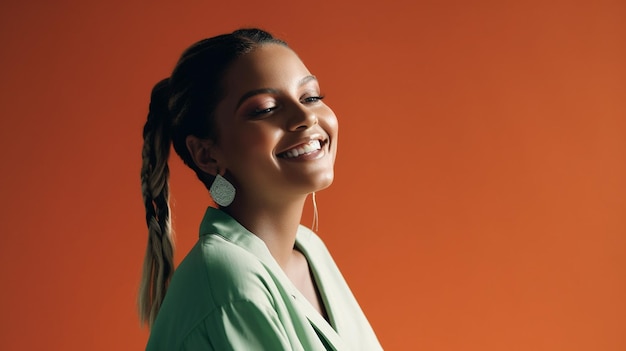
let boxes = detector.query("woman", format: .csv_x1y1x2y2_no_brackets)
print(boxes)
140,28,382,350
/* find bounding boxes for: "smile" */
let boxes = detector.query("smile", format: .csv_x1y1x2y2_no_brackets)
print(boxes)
278,139,325,159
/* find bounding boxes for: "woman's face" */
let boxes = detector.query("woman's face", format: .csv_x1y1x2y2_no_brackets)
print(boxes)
211,44,338,204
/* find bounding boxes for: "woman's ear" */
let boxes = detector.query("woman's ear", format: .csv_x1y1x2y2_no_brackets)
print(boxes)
185,135,222,175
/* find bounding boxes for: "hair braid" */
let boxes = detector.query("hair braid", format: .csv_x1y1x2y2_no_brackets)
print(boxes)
139,79,175,327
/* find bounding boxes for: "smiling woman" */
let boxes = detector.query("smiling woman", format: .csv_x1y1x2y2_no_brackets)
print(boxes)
139,28,382,350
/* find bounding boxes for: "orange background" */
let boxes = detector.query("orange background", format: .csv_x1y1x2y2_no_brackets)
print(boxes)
1,0,624,350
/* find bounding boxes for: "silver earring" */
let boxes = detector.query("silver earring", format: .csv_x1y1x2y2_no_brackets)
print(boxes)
210,174,235,207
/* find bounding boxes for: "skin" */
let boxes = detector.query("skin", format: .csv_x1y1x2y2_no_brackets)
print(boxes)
186,44,339,317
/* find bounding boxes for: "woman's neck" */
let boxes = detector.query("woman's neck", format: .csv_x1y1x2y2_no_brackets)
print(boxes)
223,194,307,269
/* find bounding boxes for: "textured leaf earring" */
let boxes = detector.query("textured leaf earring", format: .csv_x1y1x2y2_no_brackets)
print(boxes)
210,174,235,207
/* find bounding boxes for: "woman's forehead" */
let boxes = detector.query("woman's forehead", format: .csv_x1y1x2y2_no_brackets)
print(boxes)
222,44,312,92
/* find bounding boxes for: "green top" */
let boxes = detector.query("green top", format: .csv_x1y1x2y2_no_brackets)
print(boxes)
146,207,382,351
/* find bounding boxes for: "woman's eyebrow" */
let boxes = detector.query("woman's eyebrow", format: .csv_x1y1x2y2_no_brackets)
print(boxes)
298,75,317,86
234,76,318,111
235,88,279,110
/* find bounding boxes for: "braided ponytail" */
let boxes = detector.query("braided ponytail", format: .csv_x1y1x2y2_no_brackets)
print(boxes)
139,79,175,327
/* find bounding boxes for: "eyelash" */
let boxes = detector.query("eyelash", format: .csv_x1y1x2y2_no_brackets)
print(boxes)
251,106,276,117
302,95,325,103
249,95,326,117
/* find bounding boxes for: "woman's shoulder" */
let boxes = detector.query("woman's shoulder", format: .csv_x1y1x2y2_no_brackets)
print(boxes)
149,235,277,344
172,234,275,304
148,235,282,350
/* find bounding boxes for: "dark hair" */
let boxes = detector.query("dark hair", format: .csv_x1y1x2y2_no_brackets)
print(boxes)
138,28,287,326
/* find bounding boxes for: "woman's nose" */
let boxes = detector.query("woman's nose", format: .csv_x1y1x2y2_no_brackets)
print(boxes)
287,104,318,131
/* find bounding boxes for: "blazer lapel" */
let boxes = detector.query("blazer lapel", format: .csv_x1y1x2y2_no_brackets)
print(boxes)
292,292,347,351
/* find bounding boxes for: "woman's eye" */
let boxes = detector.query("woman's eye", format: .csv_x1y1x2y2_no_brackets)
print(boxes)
302,95,325,104
250,106,276,117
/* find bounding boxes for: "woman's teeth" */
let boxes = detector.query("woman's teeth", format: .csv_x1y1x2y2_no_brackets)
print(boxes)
280,140,322,158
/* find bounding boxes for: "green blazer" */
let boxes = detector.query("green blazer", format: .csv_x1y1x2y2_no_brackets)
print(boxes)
146,207,382,350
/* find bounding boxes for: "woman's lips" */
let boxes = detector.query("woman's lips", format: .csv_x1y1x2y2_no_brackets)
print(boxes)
277,139,326,159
